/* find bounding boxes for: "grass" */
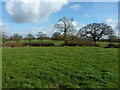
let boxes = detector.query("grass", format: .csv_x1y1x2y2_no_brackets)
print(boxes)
97,41,119,47
2,46,118,88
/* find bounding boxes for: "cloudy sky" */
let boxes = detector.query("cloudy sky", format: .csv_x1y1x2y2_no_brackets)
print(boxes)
0,0,118,37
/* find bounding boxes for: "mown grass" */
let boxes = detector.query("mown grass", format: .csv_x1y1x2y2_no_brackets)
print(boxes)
2,47,118,88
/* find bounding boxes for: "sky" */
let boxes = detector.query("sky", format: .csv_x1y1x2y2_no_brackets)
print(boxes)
0,0,119,37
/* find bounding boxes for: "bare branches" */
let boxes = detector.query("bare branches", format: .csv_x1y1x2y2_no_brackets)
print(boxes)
53,17,75,43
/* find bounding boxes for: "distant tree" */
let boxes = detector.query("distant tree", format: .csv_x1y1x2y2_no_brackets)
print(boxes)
54,17,75,43
37,32,47,41
10,36,13,41
78,23,113,43
108,35,118,40
26,34,34,42
52,32,62,40
2,32,8,43
20,36,23,39
13,33,22,42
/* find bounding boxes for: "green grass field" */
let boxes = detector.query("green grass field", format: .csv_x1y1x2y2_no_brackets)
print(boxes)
2,46,118,88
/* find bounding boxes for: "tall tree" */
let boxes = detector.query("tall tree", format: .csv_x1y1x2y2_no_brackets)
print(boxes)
78,23,113,43
54,17,75,43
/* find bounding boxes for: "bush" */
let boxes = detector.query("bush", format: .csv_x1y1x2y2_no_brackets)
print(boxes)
61,39,100,47
105,44,120,48
99,39,120,43
4,42,23,47
23,42,55,47
68,39,93,44
61,42,100,47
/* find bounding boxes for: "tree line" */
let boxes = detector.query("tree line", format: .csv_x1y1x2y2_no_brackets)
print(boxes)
2,17,119,44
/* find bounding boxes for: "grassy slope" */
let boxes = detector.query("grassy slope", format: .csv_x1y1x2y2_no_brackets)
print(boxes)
2,47,118,88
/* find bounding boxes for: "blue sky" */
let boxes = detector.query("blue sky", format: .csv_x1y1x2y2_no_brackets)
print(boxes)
0,1,118,37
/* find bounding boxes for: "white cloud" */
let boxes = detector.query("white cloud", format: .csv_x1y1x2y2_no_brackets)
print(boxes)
69,4,81,11
23,26,55,37
111,24,116,29
105,18,117,24
2,24,59,37
110,24,118,35
104,18,119,36
27,26,58,37
5,0,68,23
84,14,91,17
0,22,9,33
0,22,8,27
69,21,79,35
72,21,77,26
105,18,113,23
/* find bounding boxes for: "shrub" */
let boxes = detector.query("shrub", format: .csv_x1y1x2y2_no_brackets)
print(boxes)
61,42,100,47
105,44,120,48
24,42,40,46
23,42,55,47
4,42,23,47
40,43,55,46
61,39,100,47
68,39,93,44
99,39,120,43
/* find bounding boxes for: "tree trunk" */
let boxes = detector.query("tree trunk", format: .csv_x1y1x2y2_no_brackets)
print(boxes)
29,38,31,43
64,33,68,44
93,40,96,43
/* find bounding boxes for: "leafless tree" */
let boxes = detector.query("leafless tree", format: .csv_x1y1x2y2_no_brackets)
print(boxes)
54,17,75,43
37,32,47,41
2,32,8,43
13,33,22,42
26,34,34,42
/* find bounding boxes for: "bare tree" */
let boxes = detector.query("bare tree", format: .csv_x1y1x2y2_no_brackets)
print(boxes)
2,32,8,43
54,17,75,43
37,32,47,42
78,23,113,43
26,34,34,42
13,33,22,42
